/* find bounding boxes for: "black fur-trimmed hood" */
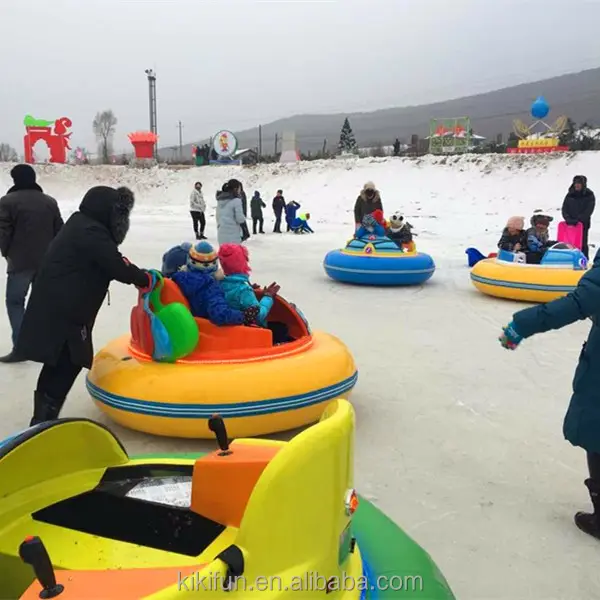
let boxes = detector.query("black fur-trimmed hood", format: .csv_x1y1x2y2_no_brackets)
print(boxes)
79,186,134,245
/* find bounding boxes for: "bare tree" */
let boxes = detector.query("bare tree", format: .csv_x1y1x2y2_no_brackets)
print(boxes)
93,110,117,164
0,143,18,162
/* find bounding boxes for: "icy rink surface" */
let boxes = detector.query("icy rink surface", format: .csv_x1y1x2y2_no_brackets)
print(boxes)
1,154,600,599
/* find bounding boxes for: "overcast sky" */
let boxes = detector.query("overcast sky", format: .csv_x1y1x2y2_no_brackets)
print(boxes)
2,0,600,155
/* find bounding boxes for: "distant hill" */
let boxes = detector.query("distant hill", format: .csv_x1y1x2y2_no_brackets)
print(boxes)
165,67,600,157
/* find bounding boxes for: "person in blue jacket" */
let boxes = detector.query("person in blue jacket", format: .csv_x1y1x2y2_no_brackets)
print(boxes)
355,212,385,239
291,212,314,234
218,243,290,343
499,248,600,540
285,200,301,232
171,241,258,327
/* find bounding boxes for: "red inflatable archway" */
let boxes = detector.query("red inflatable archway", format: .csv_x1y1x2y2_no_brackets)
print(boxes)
23,115,72,164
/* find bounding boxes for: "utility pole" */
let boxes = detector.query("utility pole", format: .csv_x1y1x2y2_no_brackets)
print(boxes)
177,121,184,161
145,69,157,158
258,124,262,160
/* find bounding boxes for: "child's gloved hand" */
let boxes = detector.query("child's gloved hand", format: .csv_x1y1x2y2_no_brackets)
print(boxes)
251,283,261,290
243,306,260,326
263,282,281,297
499,322,523,350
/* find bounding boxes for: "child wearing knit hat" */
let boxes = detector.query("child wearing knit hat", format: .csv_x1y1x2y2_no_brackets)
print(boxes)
498,216,527,253
171,241,258,326
217,244,279,328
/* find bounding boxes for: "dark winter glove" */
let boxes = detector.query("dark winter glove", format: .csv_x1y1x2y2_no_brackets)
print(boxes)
499,322,523,350
136,270,153,293
263,282,281,297
243,306,260,326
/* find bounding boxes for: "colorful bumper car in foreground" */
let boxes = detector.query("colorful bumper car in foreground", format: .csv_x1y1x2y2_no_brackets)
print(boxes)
87,276,357,438
2,400,455,599
324,236,435,286
470,244,588,303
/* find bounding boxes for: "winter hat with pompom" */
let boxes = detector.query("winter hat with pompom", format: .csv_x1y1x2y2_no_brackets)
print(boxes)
218,243,250,276
506,216,525,230
187,241,218,273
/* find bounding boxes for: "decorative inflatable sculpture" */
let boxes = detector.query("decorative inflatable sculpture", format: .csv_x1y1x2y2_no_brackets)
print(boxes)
508,97,569,154
128,131,158,159
23,115,72,164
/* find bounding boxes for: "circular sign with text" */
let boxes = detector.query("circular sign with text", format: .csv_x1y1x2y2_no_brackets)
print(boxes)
212,130,238,158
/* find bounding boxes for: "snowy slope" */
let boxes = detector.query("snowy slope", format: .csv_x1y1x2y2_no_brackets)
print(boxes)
1,153,599,599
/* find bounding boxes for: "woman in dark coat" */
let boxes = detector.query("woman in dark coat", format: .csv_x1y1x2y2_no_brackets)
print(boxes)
353,181,383,229
562,175,595,258
499,248,600,539
16,186,150,425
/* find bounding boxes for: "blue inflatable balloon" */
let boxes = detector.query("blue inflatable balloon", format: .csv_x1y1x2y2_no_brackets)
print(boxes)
531,96,550,119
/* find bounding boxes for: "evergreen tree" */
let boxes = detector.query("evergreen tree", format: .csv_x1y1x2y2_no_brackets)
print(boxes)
559,118,576,148
338,118,358,154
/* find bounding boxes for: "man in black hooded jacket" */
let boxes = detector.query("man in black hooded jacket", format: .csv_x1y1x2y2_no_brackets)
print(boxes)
562,175,596,258
15,185,150,425
0,164,63,362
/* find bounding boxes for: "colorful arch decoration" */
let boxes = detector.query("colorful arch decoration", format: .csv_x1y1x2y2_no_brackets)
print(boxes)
23,115,72,164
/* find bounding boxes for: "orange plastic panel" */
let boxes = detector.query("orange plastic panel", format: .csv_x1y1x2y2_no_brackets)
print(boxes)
190,442,281,527
20,565,200,599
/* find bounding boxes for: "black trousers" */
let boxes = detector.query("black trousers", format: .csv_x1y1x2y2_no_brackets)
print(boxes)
37,344,82,402
587,453,600,480
240,222,250,241
273,213,283,232
582,227,590,259
252,217,264,234
190,211,206,235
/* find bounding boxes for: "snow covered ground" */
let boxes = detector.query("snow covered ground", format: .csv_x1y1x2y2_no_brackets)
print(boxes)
1,152,600,599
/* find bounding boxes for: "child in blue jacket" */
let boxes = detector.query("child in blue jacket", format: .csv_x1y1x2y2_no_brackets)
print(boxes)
291,213,314,234
171,241,258,327
355,211,385,238
285,200,301,232
217,243,279,327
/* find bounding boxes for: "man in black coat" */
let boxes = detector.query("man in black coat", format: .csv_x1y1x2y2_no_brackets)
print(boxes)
0,164,63,362
15,185,150,425
562,175,595,258
272,189,286,233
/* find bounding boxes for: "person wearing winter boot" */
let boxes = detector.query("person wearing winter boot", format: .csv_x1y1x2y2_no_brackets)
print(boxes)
272,190,286,233
353,182,383,230
216,179,246,245
0,164,63,363
15,186,151,426
250,191,266,234
498,247,600,540
171,241,259,327
189,182,206,240
562,175,596,259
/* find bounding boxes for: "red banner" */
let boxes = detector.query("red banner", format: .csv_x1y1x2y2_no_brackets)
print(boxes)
507,147,569,154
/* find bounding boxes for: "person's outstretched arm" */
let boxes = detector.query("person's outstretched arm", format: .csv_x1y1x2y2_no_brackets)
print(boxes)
513,265,600,339
86,225,148,287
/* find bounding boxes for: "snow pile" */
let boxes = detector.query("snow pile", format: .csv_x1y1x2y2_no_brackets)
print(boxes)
0,151,595,251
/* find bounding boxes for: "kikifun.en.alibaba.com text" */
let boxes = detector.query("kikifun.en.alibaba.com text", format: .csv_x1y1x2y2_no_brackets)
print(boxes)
177,571,424,593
